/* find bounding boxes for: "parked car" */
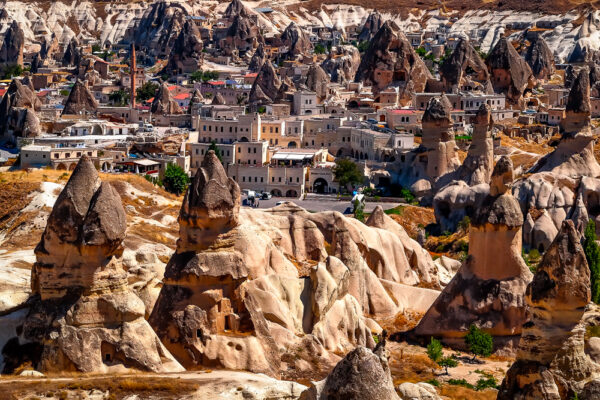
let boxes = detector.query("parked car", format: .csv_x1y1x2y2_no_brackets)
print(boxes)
261,192,272,200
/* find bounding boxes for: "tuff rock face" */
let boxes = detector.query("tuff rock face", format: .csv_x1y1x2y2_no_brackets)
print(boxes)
452,103,495,185
248,43,267,73
211,92,226,105
525,36,556,79
4,156,184,374
305,64,330,101
224,0,251,19
498,220,600,400
62,38,81,67
149,151,444,377
280,22,312,59
0,20,24,66
357,11,384,42
355,21,432,101
0,79,42,140
164,20,203,74
439,38,490,92
129,1,188,59
321,45,361,84
300,341,401,400
222,14,261,59
562,67,591,135
151,82,183,114
249,61,281,105
487,37,534,105
420,95,461,181
415,157,533,351
62,80,98,116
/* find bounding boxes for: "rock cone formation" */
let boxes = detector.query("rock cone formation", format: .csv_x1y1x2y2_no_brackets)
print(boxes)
305,64,330,101
151,82,183,114
525,36,556,79
0,78,42,140
486,37,534,105
62,38,81,68
415,157,533,351
164,20,203,74
421,95,461,181
211,92,226,105
358,11,384,42
222,14,261,59
4,156,183,374
130,1,187,59
62,79,98,115
248,43,267,73
0,20,24,66
498,220,600,399
149,151,444,377
355,21,432,101
300,341,400,400
224,0,251,19
439,38,490,92
249,61,281,105
321,45,361,84
280,22,312,59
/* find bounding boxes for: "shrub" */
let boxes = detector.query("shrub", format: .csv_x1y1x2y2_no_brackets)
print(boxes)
438,356,458,375
353,199,365,222
465,325,493,360
333,159,362,192
426,337,442,363
475,375,498,391
162,163,190,196
458,216,470,232
448,379,474,389
426,379,441,387
584,219,600,303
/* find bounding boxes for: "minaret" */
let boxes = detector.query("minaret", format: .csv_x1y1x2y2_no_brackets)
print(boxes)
130,43,136,109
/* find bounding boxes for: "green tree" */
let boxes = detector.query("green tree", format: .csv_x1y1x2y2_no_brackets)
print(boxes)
162,163,190,196
465,325,493,360
190,70,204,83
91,44,101,53
584,219,600,303
333,158,362,192
438,356,458,375
314,43,327,54
415,47,427,57
357,41,369,53
136,81,159,102
426,337,442,363
208,140,223,163
2,64,22,79
109,89,129,105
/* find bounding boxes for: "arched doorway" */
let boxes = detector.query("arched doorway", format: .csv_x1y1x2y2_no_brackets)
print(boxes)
286,189,298,198
313,178,329,194
288,141,297,148
379,114,385,122
68,163,76,171
101,162,110,171
56,163,67,170
271,189,282,197
240,137,249,142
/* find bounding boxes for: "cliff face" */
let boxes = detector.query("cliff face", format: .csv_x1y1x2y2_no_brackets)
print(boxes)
3,156,184,374
439,38,490,91
525,36,556,79
163,20,203,74
0,20,24,66
355,21,432,103
151,82,183,115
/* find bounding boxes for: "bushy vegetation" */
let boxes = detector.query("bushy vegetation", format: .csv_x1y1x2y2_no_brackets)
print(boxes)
426,337,459,374
353,198,365,222
162,163,190,196
109,89,129,106
2,64,23,79
465,325,493,360
314,43,327,54
189,70,220,83
584,219,600,303
208,140,223,163
333,158,363,192
136,81,159,102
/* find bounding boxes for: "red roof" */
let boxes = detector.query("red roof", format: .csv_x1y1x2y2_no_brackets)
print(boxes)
244,73,258,78
390,109,418,115
146,97,154,103
0,88,6,97
173,93,190,100
168,85,177,91
208,80,225,86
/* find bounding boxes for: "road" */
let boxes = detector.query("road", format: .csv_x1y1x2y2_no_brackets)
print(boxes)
243,196,403,214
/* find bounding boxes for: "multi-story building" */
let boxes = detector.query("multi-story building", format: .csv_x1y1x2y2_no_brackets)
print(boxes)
20,145,112,171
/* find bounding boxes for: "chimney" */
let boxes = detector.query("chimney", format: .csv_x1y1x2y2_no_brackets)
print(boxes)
130,43,136,109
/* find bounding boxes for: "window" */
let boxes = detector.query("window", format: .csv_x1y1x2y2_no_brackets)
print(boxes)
278,177,282,182
242,177,246,182
253,148,256,153
260,177,263,182
238,147,241,153
272,177,275,182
